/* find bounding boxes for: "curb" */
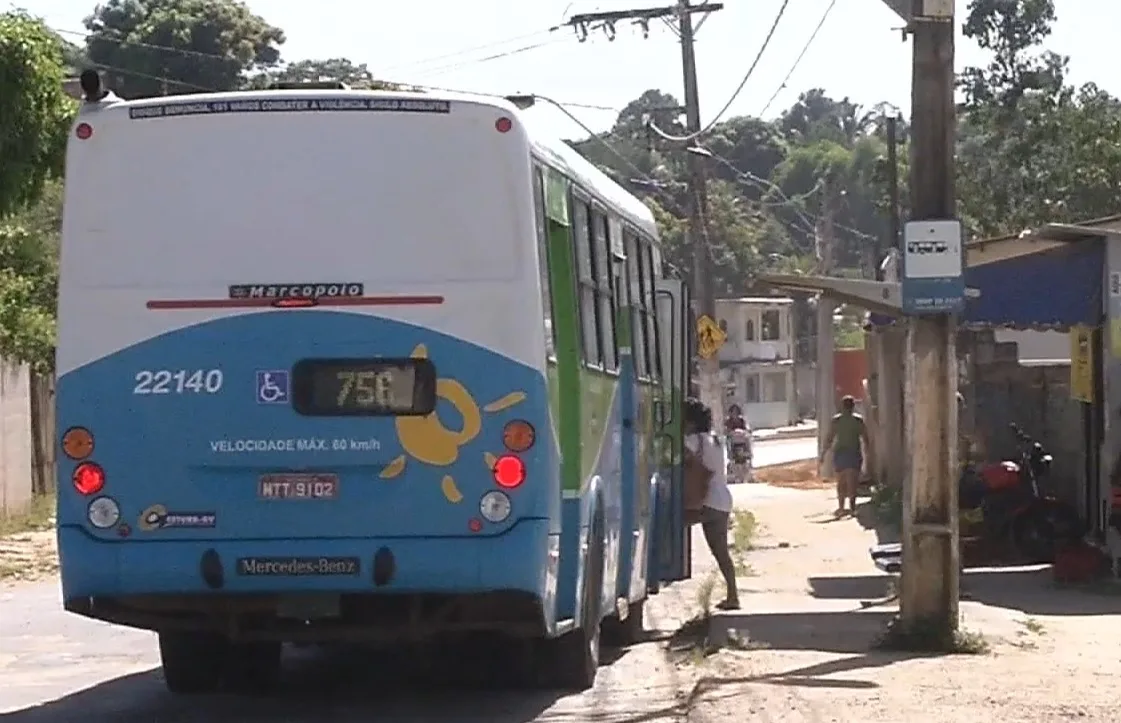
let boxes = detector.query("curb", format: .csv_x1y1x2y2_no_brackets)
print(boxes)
752,457,817,470
754,427,818,442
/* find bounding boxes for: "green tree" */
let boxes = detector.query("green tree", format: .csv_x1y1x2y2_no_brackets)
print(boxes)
957,0,1121,236
0,12,74,217
0,179,62,369
83,0,284,98
249,57,400,89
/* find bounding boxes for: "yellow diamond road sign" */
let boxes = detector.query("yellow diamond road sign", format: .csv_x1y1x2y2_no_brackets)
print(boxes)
696,315,726,359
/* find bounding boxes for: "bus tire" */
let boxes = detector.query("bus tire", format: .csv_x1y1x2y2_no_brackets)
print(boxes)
224,640,282,694
602,599,645,647
552,513,605,691
158,631,228,694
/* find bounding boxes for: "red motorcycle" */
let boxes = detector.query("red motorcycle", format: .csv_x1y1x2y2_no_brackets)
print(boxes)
959,423,1083,562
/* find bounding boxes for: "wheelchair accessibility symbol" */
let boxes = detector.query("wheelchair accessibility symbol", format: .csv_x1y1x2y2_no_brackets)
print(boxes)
256,370,289,404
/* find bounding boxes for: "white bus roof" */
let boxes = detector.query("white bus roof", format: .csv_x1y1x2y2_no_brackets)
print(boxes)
85,88,661,242
518,110,660,241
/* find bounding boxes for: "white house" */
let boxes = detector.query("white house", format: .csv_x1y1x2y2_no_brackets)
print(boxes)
715,297,798,429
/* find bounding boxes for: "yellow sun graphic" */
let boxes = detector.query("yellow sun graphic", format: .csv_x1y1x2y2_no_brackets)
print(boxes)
378,343,526,503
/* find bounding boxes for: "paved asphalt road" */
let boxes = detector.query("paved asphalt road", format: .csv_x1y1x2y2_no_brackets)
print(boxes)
0,436,814,722
750,435,816,469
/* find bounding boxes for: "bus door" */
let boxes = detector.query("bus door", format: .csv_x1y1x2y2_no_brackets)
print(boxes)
654,279,691,582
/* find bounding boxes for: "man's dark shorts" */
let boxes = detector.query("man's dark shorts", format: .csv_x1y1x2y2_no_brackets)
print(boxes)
833,447,862,472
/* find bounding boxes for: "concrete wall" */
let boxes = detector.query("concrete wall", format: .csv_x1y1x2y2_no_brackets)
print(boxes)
0,360,33,517
715,298,794,364
994,329,1070,362
722,362,797,428
969,345,1083,512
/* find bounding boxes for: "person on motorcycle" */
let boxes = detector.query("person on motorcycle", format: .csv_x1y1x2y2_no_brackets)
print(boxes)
725,404,748,432
820,395,871,517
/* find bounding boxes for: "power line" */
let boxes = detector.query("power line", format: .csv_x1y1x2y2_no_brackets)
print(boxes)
54,27,227,62
647,0,792,143
376,27,561,74
410,37,572,79
758,0,839,117
56,25,567,78
86,61,214,92
61,29,618,113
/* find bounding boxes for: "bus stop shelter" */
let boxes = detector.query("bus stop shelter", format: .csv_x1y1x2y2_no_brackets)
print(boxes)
761,216,1121,547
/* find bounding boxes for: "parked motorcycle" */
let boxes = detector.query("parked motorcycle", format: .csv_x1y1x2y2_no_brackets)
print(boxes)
958,423,1083,562
726,428,753,484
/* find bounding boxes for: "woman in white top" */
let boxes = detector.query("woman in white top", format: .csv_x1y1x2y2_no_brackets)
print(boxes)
683,398,739,611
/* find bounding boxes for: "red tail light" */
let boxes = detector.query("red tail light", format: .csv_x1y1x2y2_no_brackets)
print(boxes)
492,455,525,489
73,462,106,496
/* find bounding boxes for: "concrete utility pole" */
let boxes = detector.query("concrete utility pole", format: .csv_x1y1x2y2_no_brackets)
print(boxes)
815,182,836,477
565,1,725,423
677,0,724,427
895,0,961,637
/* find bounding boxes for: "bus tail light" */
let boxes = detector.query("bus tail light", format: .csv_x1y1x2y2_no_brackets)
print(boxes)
61,427,95,460
492,455,525,489
73,462,106,496
502,420,535,453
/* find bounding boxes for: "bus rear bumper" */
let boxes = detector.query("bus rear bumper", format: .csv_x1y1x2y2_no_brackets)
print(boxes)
58,519,559,640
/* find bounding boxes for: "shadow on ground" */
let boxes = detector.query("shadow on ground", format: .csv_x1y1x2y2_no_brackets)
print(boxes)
667,610,917,699
0,644,570,723
809,566,1121,616
709,610,895,654
687,650,916,702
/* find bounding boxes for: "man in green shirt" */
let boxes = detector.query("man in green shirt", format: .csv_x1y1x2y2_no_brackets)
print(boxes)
819,395,871,516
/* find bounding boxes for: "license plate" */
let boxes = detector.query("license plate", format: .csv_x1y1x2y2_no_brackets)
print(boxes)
258,473,338,500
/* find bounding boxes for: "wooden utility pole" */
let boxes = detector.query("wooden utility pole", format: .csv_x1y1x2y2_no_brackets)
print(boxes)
566,1,724,421
815,182,836,477
896,0,961,637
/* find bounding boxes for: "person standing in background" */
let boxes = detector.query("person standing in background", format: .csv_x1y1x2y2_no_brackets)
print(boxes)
819,395,871,517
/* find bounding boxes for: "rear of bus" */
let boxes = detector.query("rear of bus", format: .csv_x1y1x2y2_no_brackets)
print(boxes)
55,89,557,639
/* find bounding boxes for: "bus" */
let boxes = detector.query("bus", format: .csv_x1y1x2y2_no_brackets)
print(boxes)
55,79,693,694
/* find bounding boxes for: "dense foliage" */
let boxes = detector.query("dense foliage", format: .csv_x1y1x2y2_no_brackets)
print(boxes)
1,0,1119,369
576,0,1121,293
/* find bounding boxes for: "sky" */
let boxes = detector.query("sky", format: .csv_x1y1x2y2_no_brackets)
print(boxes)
27,0,1121,141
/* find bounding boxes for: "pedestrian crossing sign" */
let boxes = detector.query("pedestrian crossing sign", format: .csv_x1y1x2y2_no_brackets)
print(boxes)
696,315,726,359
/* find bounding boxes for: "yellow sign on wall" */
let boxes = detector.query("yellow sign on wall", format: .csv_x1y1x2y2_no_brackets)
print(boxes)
696,315,727,359
1070,324,1094,403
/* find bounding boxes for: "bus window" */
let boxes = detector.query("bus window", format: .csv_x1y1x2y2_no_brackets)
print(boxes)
625,230,649,378
591,208,617,371
642,240,662,380
571,196,601,366
532,165,556,358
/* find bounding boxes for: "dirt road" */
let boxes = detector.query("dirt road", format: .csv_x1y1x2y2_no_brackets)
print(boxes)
691,481,1121,723
0,531,719,722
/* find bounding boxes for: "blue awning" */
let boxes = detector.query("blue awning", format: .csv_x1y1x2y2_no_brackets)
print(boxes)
867,240,1104,331
962,241,1103,330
